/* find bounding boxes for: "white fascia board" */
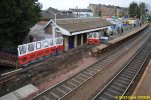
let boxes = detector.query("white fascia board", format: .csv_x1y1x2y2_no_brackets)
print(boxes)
57,26,71,36
43,20,71,36
43,20,56,29
71,26,110,36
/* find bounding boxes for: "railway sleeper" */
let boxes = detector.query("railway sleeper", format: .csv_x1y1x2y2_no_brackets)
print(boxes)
96,62,107,66
76,75,87,81
89,67,100,72
92,66,101,70
61,84,72,92
126,67,139,71
42,95,51,100
114,80,129,88
125,68,139,73
59,85,71,93
118,76,132,82
71,78,81,85
49,92,60,99
98,61,110,66
113,82,127,89
103,91,115,99
97,96,109,100
83,70,94,76
43,93,57,100
78,73,89,79
56,88,67,95
110,85,125,93
74,76,85,83
51,88,65,98
124,70,136,75
82,71,92,77
67,81,78,88
86,69,96,74
115,79,129,85
121,72,134,78
63,81,76,90
129,62,144,66
68,79,80,86
106,88,121,96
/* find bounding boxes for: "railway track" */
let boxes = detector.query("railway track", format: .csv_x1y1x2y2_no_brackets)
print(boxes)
30,26,150,100
0,26,148,80
0,25,149,97
92,31,151,100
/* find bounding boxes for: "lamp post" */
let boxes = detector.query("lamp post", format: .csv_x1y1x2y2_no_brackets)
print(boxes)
46,10,63,55
46,10,62,24
46,10,62,38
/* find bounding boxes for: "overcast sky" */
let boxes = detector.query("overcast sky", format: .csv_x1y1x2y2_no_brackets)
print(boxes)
38,0,151,10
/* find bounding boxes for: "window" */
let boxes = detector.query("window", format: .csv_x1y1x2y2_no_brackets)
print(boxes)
19,45,27,55
56,38,63,45
93,33,97,38
49,39,53,46
43,40,49,48
93,32,99,38
36,42,42,49
28,43,35,52
87,33,93,38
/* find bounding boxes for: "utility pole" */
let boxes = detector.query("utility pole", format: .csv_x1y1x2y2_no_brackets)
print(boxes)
46,10,62,38
76,6,79,18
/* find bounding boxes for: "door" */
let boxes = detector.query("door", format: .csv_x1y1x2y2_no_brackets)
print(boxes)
83,33,87,44
77,34,81,46
69,36,74,49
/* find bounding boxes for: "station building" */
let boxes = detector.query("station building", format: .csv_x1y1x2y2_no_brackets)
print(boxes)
44,17,113,50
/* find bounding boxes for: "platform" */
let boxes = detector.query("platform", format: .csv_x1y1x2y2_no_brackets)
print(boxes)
132,60,151,97
91,24,148,54
0,84,38,100
108,24,148,44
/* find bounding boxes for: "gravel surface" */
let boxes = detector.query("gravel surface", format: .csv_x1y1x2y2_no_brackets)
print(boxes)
26,25,148,99
61,30,149,100
36,57,97,92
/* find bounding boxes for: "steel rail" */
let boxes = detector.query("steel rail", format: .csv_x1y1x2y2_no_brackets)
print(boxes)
92,29,151,100
30,26,150,100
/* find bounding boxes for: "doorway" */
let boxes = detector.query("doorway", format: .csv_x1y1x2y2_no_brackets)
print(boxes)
83,33,87,44
69,36,74,49
77,34,81,46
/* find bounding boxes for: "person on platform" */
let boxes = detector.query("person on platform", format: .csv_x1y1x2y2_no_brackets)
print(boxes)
139,18,142,27
117,27,121,35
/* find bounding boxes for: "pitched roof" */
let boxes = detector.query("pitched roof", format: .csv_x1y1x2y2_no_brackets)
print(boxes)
41,7,75,20
47,7,59,13
29,21,47,37
55,17,113,33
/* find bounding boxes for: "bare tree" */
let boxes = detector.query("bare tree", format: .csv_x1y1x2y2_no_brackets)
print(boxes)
139,2,147,16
